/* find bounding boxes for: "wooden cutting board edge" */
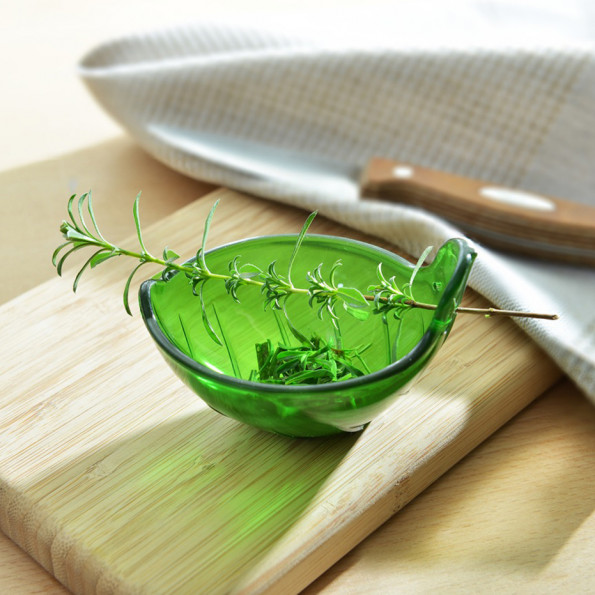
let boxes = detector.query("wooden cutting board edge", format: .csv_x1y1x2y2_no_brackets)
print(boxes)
0,188,564,594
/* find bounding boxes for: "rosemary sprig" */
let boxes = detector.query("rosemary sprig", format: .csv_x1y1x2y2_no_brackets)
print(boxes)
53,194,371,333
53,193,559,340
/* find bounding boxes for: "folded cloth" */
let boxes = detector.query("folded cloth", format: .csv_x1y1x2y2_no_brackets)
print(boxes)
79,0,595,403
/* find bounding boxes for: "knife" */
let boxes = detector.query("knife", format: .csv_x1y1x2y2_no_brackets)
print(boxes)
149,125,595,266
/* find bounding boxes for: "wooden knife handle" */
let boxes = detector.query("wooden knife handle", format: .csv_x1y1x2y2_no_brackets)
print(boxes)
361,157,595,266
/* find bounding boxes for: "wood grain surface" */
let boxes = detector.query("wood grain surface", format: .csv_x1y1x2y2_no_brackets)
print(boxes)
306,377,595,594
0,176,562,593
3,378,594,595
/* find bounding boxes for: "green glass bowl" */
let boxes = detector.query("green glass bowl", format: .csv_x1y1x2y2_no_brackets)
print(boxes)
139,235,476,437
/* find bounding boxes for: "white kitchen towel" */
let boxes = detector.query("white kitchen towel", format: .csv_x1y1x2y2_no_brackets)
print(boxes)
78,0,595,403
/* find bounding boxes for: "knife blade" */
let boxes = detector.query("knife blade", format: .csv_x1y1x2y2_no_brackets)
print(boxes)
149,124,595,265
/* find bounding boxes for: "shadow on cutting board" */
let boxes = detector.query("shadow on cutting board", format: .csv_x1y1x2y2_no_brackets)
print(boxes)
5,404,358,594
305,380,595,593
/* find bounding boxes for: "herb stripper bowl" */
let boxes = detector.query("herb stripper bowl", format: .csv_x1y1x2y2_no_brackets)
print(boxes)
139,234,476,437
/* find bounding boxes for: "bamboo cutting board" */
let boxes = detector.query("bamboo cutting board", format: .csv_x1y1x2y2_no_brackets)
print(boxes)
0,188,562,594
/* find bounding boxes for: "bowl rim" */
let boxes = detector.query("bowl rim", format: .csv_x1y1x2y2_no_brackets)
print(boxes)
139,233,475,393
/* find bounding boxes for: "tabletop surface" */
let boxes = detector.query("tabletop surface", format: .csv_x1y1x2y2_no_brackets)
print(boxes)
2,2,594,593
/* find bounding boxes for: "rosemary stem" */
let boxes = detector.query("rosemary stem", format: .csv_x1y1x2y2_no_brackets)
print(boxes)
359,292,557,320
117,247,311,296
131,247,556,320
403,299,559,320
57,194,561,330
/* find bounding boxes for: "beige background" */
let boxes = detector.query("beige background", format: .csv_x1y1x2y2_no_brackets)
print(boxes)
2,1,595,593
2,0,388,172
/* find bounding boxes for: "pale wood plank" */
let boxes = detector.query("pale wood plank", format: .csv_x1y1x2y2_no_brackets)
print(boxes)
306,378,595,594
0,535,66,594
3,381,592,594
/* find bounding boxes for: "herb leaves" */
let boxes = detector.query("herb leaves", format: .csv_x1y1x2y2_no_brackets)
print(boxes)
53,192,558,385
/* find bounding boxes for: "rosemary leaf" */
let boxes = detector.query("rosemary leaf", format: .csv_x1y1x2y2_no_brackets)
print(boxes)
73,249,106,292
197,199,219,272
52,241,71,267
133,192,148,255
123,261,148,316
287,210,317,285
56,243,89,277
199,282,222,346
66,193,79,228
403,245,433,300
87,191,108,242
77,193,94,238
89,250,115,268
